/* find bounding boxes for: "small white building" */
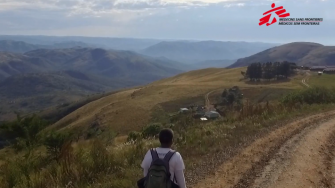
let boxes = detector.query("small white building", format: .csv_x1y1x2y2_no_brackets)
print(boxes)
205,111,220,119
179,108,189,113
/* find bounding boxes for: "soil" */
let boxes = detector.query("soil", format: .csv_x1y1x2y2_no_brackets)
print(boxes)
190,110,335,188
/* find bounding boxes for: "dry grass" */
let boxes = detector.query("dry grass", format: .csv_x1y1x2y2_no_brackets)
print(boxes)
49,67,305,135
1,100,334,188
308,73,335,88
1,66,334,188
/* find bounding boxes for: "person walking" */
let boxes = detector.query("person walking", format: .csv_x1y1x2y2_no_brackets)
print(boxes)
138,128,186,188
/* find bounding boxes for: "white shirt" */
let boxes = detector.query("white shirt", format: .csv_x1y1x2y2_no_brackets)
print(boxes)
141,148,187,188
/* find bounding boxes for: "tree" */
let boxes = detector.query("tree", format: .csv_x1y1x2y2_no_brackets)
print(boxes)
227,92,235,105
222,89,228,98
0,114,48,150
281,61,291,78
246,62,262,81
262,62,274,80
142,123,163,138
43,131,72,161
221,86,243,106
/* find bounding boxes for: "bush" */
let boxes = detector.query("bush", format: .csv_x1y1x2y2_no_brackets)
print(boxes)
43,131,72,161
281,87,335,105
127,131,142,142
0,114,48,150
142,123,163,139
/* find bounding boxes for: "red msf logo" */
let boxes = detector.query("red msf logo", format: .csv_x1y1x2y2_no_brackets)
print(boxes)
259,3,290,26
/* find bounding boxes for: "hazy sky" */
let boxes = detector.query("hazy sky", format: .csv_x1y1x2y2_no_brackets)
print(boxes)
0,0,334,44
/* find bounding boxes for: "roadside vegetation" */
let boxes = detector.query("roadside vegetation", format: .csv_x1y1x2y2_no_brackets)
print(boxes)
1,85,335,188
308,73,335,88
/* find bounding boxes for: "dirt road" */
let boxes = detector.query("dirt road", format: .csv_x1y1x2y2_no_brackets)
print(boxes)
192,110,335,188
301,71,311,88
205,90,218,111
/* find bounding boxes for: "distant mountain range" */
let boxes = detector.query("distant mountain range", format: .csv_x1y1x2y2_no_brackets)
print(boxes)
140,41,280,64
192,59,237,69
0,35,164,51
0,40,96,53
0,38,281,70
3,36,332,121
229,42,335,68
0,47,183,119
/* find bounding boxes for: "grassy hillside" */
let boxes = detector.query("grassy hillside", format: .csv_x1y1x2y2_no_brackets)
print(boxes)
192,59,237,69
308,73,335,88
49,67,304,135
0,71,119,121
141,41,279,64
229,42,335,68
3,67,333,188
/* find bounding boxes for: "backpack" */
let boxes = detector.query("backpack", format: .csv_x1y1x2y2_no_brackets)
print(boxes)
144,148,176,188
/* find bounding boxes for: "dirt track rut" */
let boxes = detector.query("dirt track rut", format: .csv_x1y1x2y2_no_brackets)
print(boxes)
193,110,335,188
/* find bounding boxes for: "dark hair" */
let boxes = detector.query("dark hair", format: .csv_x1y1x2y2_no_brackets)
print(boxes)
159,128,174,145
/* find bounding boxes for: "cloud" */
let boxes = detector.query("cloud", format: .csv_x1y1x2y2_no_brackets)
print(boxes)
0,0,247,14
0,0,334,45
0,0,250,28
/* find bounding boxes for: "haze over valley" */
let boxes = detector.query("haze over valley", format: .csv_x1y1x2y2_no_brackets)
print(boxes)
0,36,282,119
1,36,335,121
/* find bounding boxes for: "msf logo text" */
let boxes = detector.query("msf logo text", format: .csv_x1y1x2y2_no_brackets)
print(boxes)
259,3,290,26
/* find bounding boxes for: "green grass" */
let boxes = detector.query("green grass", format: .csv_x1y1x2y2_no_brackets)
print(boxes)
308,74,335,88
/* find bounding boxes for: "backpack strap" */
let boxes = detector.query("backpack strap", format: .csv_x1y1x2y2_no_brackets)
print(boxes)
163,150,176,163
164,150,178,184
162,150,176,173
150,148,159,161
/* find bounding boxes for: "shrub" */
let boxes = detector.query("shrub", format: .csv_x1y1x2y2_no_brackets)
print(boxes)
0,114,48,150
142,123,163,139
281,87,335,105
43,131,72,161
127,131,142,142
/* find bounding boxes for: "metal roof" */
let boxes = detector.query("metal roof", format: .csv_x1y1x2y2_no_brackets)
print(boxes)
324,68,335,71
310,66,326,69
206,111,219,114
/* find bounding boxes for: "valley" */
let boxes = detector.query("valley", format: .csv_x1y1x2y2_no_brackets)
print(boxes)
0,38,286,121
1,36,335,188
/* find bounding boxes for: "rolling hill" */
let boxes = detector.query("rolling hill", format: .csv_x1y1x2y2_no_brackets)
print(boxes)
0,70,117,121
229,42,335,68
192,59,237,69
24,48,184,82
0,40,40,53
0,48,185,120
0,40,96,53
140,41,279,64
0,48,184,82
49,67,303,135
0,35,163,51
0,52,54,80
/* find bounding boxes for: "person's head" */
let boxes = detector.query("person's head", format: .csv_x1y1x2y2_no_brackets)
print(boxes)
159,128,174,148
